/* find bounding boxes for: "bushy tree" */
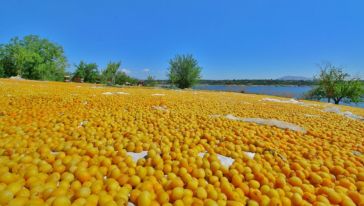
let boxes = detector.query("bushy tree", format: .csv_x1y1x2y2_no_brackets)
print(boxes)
145,75,157,87
0,66,4,78
0,35,67,81
167,54,202,89
307,63,363,104
101,61,121,84
73,61,99,83
115,71,138,85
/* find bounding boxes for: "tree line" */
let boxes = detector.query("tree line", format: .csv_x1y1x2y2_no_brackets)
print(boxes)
0,35,67,81
0,35,363,104
0,35,154,86
70,61,140,85
0,35,199,88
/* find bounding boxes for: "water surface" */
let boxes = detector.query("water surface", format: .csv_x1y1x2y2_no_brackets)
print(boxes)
193,85,364,108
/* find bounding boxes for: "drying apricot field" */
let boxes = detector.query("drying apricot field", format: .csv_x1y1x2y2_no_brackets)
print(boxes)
0,79,363,206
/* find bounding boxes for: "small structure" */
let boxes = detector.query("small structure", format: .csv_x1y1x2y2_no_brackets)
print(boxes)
73,77,84,83
64,75,71,82
137,81,144,86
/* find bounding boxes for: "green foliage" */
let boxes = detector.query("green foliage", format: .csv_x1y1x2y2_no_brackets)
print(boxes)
306,63,364,104
73,61,100,83
168,54,202,89
101,61,121,84
0,65,4,77
0,35,67,81
115,71,138,85
145,75,157,87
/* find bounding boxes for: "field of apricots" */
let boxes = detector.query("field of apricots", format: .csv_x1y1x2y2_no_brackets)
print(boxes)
0,79,364,206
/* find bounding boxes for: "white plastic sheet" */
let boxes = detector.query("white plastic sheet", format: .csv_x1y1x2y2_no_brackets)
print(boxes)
127,151,148,163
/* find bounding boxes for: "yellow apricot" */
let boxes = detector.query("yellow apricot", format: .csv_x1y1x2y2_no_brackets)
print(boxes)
326,189,342,204
0,190,14,205
158,191,170,204
172,187,184,201
52,196,71,206
247,200,259,206
196,187,208,199
291,193,303,206
281,197,291,206
77,186,91,198
269,197,282,206
8,197,28,206
260,195,270,205
309,173,322,185
129,175,141,187
138,191,152,206
288,177,302,187
249,180,260,189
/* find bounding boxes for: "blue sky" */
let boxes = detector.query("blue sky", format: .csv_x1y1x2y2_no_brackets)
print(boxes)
1,0,363,79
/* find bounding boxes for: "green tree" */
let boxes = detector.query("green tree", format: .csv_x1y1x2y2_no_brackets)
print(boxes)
145,75,157,87
0,66,4,78
101,61,121,84
115,71,138,85
167,54,202,89
0,35,67,81
307,63,363,104
73,61,99,83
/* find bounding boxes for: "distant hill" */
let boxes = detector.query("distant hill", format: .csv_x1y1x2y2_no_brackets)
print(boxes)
278,76,312,81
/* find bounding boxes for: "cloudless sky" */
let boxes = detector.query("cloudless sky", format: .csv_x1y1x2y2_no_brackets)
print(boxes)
1,0,363,79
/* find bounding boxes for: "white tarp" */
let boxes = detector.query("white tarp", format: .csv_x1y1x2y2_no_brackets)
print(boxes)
152,93,165,96
262,98,301,104
78,120,88,128
224,114,306,132
244,151,256,159
261,98,318,107
9,75,25,80
216,154,235,167
103,91,129,95
127,151,148,163
352,151,362,156
115,92,129,95
152,106,168,111
324,107,364,120
198,152,254,167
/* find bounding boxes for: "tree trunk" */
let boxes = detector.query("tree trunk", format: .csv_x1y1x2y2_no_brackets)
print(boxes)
334,97,342,104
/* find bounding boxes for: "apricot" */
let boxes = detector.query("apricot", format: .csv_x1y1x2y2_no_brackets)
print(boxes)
0,190,14,205
171,187,184,201
138,191,152,206
52,196,71,206
288,177,302,187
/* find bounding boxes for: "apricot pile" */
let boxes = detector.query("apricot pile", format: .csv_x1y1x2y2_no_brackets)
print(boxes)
0,79,363,206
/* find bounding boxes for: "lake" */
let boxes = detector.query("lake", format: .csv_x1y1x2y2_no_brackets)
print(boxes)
193,85,364,108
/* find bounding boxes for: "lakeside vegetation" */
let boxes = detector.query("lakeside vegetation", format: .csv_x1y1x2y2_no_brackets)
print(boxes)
156,79,316,86
305,63,364,104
